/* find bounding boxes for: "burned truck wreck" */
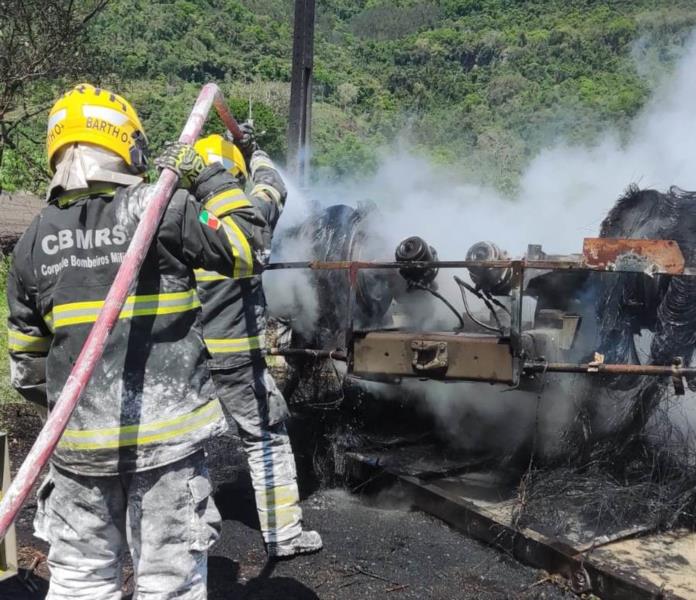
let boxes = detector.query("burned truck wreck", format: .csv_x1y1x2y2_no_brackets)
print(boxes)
264,185,696,598
267,185,696,460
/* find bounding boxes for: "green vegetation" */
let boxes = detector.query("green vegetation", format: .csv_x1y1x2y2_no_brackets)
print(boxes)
0,257,22,404
2,0,696,195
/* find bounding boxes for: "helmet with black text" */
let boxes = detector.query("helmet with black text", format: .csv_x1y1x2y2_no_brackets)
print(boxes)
46,83,148,174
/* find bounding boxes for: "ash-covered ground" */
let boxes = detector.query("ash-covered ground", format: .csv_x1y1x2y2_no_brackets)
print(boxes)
1,404,575,600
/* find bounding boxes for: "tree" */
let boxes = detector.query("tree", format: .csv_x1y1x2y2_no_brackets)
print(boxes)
0,0,109,185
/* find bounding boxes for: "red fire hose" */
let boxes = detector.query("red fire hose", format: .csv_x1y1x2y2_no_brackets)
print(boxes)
0,83,242,541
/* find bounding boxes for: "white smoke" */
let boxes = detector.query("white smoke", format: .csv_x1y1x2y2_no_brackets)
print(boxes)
267,31,696,323
276,31,696,259
267,32,696,460
274,167,316,230
262,169,321,329
359,377,583,460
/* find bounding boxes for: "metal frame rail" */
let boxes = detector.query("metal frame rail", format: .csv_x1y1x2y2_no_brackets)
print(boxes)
266,237,696,385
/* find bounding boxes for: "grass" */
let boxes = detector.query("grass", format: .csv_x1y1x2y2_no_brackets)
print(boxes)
0,256,23,405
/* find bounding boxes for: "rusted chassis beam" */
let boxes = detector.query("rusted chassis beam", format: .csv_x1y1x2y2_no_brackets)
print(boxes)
265,258,696,276
345,455,679,600
524,362,696,377
266,258,599,272
266,346,696,379
265,237,692,276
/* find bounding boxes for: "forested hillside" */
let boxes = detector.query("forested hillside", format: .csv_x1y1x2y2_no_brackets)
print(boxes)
2,0,696,193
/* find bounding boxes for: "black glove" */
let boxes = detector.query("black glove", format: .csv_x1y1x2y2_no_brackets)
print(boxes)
154,142,206,190
236,122,259,163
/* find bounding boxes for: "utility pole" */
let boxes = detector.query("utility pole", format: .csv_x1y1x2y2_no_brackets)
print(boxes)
288,0,315,185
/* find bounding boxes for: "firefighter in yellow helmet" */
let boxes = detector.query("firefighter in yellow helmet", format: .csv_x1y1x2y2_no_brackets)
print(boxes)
45,83,150,200
193,132,323,558
195,133,248,180
7,83,270,598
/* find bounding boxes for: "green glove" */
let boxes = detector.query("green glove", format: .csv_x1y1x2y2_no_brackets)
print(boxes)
155,142,206,190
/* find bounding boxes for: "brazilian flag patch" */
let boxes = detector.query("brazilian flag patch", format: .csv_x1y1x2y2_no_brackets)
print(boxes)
199,209,221,230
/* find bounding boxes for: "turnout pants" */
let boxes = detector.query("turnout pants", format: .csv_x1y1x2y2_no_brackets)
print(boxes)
211,360,302,543
240,422,303,543
34,451,220,600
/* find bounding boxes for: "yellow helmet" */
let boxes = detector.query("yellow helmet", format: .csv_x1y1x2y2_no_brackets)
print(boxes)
46,83,148,174
194,134,248,180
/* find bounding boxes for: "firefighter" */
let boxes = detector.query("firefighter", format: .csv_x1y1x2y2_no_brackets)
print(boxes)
193,132,323,558
7,83,270,598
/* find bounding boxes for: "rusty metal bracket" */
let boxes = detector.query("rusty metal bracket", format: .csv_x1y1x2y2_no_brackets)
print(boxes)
583,238,685,275
671,357,685,396
411,340,449,373
569,564,592,594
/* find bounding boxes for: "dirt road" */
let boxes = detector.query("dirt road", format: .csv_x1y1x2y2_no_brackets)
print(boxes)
0,404,574,599
0,193,43,254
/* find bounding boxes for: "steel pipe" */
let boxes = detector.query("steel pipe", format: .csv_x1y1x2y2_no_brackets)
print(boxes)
524,362,696,376
267,347,347,361
264,258,696,276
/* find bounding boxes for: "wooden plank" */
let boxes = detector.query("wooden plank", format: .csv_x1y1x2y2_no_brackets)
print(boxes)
0,433,18,581
590,531,696,599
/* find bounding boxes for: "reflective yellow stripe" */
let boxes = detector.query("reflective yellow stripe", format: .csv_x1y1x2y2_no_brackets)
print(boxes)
7,329,52,353
257,484,300,509
203,188,251,217
257,505,302,530
251,183,283,206
45,290,200,330
194,269,229,283
250,156,276,172
58,399,223,450
205,335,265,354
57,184,118,207
220,216,254,279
